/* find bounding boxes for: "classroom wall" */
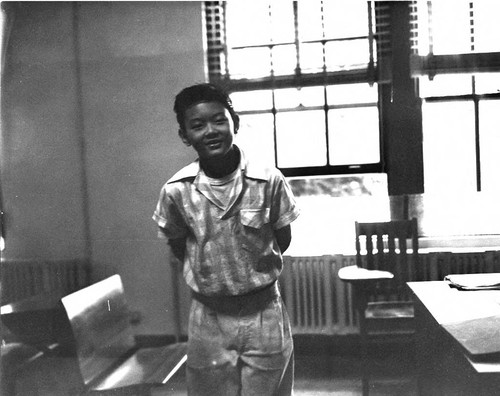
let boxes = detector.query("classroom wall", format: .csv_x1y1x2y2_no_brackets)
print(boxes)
2,3,88,261
1,2,204,335
1,2,426,337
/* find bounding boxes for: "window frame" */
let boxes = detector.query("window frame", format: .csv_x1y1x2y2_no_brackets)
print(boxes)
410,0,500,192
204,1,386,178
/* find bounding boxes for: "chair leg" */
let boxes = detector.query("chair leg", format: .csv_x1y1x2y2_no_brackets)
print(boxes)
356,293,370,396
361,328,370,396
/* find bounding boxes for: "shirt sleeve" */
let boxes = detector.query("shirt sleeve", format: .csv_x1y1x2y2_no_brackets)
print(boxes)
270,171,300,230
152,184,189,239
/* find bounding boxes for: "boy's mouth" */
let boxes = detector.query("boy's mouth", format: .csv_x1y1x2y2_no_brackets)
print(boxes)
206,141,223,149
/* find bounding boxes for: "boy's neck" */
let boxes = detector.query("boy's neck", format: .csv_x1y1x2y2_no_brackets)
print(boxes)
200,146,240,179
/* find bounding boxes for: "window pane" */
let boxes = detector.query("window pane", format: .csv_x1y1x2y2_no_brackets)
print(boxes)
226,3,271,47
235,113,275,167
287,174,389,256
269,1,295,44
422,101,476,193
475,73,500,95
299,43,324,73
322,0,368,39
431,0,472,55
272,44,296,76
479,100,500,193
325,39,370,71
275,110,327,167
296,86,325,107
419,74,473,97
230,90,273,112
274,87,324,109
228,47,271,79
297,0,325,41
327,83,378,105
414,192,500,237
298,1,368,41
328,107,380,165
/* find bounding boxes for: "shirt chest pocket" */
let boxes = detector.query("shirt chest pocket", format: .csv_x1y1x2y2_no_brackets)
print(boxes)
238,208,272,254
238,208,275,268
239,208,271,229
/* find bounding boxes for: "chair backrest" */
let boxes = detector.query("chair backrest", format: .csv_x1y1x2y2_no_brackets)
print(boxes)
61,274,135,387
355,218,421,299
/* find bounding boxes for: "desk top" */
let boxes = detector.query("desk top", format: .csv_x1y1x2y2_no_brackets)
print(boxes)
407,281,500,325
408,281,500,373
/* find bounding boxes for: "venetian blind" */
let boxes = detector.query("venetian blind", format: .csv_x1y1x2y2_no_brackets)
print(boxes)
204,1,394,88
409,0,500,76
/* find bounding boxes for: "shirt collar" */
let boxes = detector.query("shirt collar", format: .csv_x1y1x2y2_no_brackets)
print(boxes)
167,145,269,184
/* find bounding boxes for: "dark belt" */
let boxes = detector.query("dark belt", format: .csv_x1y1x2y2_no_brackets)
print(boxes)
191,281,280,315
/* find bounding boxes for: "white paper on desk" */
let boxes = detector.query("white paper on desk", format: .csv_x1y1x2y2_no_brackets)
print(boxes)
445,273,500,290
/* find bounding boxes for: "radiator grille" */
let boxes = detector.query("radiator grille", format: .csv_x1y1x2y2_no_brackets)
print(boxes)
1,259,90,304
280,255,358,335
281,251,500,335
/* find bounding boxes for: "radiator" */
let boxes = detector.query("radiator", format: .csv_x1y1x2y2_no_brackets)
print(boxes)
281,251,500,335
280,255,358,335
420,250,500,281
1,259,91,304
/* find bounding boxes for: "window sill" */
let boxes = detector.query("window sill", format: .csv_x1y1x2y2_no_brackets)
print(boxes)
418,235,500,254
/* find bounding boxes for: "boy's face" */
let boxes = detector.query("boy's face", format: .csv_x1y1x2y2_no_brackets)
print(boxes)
179,101,236,160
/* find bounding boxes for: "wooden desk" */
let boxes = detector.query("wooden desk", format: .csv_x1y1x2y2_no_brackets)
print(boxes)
408,281,500,396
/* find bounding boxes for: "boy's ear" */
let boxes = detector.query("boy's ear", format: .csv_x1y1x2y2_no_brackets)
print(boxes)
234,114,240,134
178,129,191,146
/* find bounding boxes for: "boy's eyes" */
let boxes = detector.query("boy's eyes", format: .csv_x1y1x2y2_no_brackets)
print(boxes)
189,117,228,130
215,117,228,124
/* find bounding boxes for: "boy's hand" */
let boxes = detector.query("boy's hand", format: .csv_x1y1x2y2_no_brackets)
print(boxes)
275,225,292,254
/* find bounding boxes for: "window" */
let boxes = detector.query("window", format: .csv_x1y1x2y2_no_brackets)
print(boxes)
420,74,500,193
287,173,390,255
204,1,384,177
406,0,500,247
203,1,393,254
411,0,500,193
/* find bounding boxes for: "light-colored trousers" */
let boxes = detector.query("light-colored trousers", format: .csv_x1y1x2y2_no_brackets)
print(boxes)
186,283,294,396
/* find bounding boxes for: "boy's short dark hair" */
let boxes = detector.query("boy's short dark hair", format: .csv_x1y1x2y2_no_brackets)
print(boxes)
174,83,239,131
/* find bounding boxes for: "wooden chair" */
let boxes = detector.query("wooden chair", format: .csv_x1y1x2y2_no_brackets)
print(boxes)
338,218,421,395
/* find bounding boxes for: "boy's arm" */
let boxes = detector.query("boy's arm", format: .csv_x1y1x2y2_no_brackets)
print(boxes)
158,227,186,262
168,237,186,263
275,225,292,254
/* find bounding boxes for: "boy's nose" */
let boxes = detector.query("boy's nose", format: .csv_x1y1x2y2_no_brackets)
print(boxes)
206,122,216,133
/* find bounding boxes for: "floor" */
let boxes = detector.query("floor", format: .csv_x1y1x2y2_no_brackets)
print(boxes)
156,335,418,396
5,334,416,395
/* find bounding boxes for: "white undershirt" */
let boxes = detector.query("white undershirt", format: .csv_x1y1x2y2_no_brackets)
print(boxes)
203,167,241,210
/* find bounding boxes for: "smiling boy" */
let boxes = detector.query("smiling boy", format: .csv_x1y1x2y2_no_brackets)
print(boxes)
153,83,300,395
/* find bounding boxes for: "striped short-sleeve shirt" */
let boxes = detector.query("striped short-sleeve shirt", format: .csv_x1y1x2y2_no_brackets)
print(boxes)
153,148,300,297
